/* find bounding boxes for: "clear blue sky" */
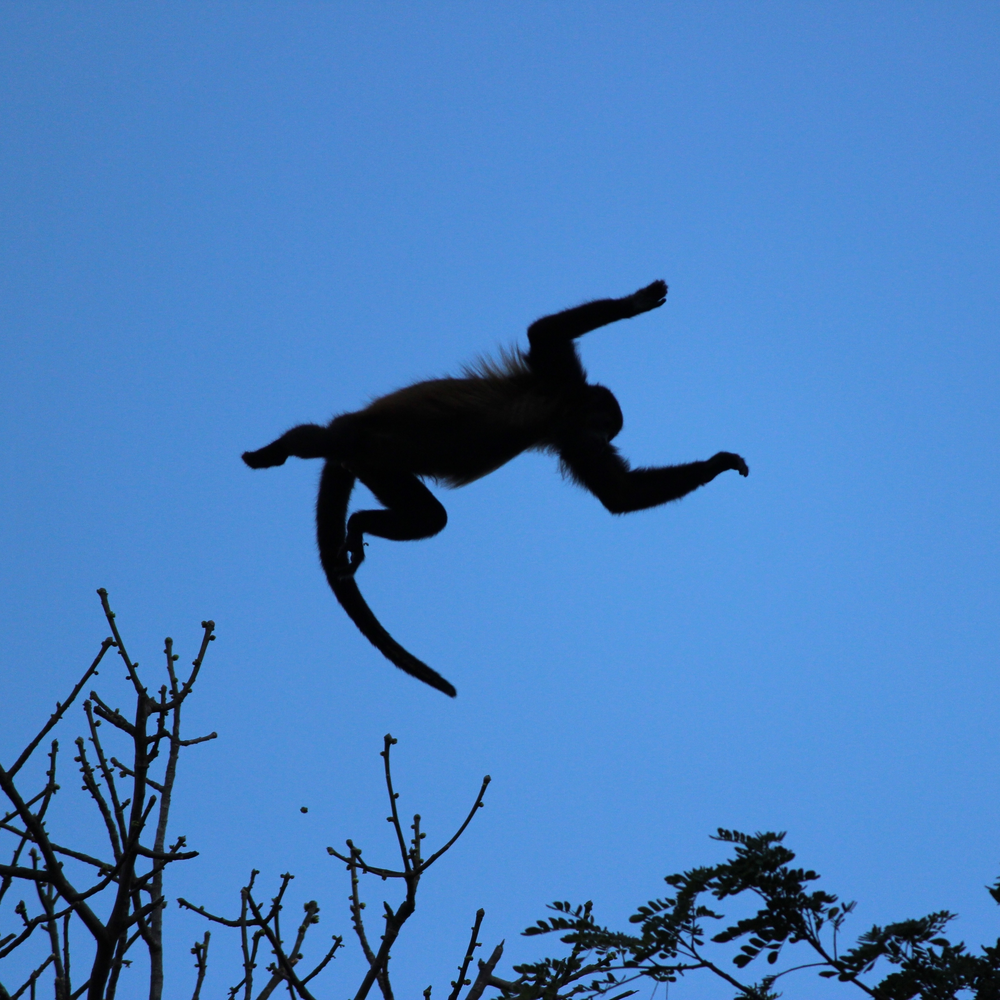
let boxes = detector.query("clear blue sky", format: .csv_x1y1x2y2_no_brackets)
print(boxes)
1,5,998,997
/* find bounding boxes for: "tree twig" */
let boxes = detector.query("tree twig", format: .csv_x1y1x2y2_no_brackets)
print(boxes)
447,908,485,1000
465,942,505,1000
5,640,113,780
190,931,210,1000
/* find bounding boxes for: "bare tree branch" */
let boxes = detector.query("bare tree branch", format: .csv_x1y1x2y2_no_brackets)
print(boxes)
190,931,210,1000
5,640,113,780
4,953,55,1000
1,591,215,1000
465,942,505,1000
448,909,485,1000
421,775,491,871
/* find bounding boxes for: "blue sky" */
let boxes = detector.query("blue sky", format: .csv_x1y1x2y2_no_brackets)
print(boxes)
1,4,998,997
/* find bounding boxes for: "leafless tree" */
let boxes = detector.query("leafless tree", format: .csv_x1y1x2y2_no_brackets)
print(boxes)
1,595,506,1000
179,733,500,1000
1,590,216,1000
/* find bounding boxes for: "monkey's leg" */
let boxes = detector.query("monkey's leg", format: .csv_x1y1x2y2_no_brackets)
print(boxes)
243,424,333,468
315,462,456,696
341,470,448,573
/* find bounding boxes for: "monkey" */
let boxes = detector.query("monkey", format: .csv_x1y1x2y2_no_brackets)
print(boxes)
243,280,748,697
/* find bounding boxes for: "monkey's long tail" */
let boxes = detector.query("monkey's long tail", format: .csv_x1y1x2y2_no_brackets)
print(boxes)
329,577,457,698
316,462,458,698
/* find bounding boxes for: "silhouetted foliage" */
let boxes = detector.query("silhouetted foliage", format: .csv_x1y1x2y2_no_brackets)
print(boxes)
507,829,1000,1000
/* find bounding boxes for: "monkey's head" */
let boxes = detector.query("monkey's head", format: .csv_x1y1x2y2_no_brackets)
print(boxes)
583,384,624,442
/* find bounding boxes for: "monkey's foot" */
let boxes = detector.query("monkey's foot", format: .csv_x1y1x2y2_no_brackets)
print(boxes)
333,536,366,577
242,444,288,469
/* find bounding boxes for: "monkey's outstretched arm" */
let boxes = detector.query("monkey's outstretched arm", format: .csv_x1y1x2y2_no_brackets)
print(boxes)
527,280,667,348
560,434,748,515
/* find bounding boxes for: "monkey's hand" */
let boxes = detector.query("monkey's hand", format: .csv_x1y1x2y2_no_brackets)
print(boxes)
242,444,287,469
626,280,668,316
713,452,749,477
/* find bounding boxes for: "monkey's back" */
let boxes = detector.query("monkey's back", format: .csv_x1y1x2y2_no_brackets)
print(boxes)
352,369,568,487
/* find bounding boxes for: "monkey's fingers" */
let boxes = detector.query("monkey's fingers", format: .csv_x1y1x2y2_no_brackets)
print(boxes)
716,452,749,477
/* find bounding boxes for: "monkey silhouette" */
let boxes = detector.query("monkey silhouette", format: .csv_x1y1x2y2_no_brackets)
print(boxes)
243,281,748,696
